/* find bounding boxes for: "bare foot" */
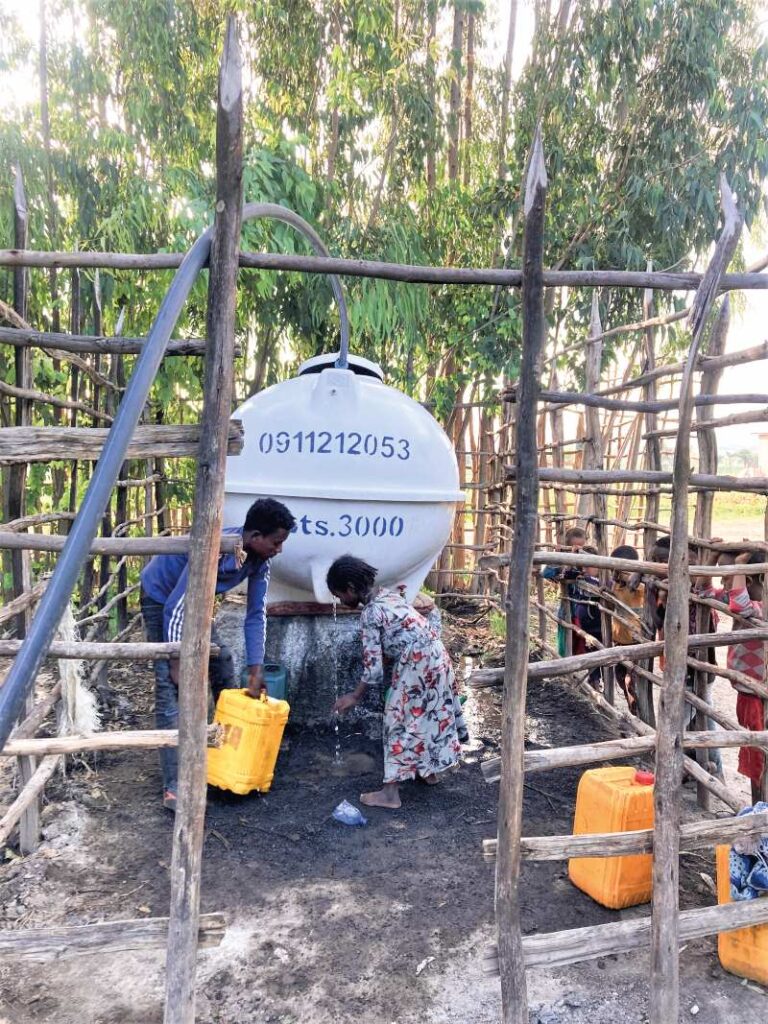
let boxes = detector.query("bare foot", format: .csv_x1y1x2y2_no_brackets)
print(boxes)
418,774,439,786
360,787,401,809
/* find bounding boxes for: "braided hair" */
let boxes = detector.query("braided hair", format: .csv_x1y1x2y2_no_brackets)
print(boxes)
326,555,378,599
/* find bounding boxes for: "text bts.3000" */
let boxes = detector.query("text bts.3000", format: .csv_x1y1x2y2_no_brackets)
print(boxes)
291,513,406,539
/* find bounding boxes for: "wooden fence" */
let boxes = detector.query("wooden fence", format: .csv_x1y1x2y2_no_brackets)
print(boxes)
1,21,768,1024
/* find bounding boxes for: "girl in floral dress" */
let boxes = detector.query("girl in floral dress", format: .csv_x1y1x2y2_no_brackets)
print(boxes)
329,555,466,809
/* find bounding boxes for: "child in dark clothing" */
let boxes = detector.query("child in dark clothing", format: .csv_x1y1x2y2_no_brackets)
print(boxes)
541,526,588,656
564,545,603,688
609,544,645,715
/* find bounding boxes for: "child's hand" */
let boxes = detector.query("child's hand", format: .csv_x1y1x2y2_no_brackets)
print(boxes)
705,538,723,565
627,571,643,592
735,550,753,565
332,693,358,715
246,666,268,699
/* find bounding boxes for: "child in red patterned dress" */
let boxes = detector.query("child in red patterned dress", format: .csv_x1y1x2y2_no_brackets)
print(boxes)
701,548,766,803
328,555,465,810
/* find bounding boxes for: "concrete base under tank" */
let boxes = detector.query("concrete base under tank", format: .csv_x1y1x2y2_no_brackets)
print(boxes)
214,599,384,739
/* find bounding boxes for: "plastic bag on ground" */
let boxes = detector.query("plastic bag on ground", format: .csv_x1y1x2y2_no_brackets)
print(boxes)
332,799,368,827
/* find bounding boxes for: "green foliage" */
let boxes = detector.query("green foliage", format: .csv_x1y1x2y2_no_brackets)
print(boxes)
0,0,767,557
489,610,505,639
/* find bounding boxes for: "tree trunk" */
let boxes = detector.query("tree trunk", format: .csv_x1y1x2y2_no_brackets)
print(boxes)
425,1,438,191
9,165,39,855
497,0,519,179
462,11,476,188
326,7,341,183
576,293,604,524
40,0,68,520
447,2,465,184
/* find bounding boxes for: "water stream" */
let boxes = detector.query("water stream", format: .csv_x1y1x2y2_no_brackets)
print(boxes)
332,598,342,764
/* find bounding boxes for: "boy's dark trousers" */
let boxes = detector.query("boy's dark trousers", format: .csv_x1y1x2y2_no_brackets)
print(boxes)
140,590,235,794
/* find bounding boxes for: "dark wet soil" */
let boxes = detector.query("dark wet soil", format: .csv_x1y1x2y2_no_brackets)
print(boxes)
0,611,765,1023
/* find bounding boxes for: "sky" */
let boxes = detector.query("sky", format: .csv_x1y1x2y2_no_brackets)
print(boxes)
1,0,766,452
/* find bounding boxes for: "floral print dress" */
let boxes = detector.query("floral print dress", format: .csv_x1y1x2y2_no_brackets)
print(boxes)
360,588,464,783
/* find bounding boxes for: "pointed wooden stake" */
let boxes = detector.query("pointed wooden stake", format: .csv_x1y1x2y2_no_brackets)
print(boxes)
496,124,547,1024
650,176,743,1024
163,17,243,1024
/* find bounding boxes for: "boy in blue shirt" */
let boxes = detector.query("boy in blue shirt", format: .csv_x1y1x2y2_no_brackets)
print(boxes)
140,497,295,809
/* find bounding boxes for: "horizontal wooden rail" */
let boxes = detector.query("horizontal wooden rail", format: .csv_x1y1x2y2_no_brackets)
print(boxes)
0,532,239,556
646,407,768,438
481,899,768,973
0,422,243,464
482,809,768,862
511,389,768,413
482,549,768,577
577,679,742,811
480,730,768,782
11,684,62,742
467,628,768,687
0,640,219,660
0,913,226,961
0,579,47,626
0,326,223,357
507,466,768,493
593,341,768,397
1,248,768,292
0,725,222,757
3,511,77,532
0,756,60,845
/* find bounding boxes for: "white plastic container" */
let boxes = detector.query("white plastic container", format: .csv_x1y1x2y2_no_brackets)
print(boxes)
224,354,464,603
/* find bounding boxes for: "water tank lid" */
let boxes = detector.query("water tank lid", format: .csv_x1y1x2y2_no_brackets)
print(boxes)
298,352,384,380
634,770,655,786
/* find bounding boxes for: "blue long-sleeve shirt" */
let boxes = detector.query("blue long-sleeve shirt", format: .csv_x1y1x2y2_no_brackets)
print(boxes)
140,526,270,666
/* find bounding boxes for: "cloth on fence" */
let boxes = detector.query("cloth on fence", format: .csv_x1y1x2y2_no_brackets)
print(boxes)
730,801,768,901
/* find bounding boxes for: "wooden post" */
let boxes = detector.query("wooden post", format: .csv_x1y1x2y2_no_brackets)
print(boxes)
496,127,546,1024
8,165,40,854
501,390,518,606
535,572,547,645
650,177,743,1024
583,293,613,702
576,292,604,525
113,315,130,632
692,296,730,808
549,367,569,527
471,374,493,595
164,18,243,1024
67,267,81,522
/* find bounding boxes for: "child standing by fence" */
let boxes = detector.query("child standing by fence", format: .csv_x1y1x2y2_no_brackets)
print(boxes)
541,526,587,657
609,544,646,715
702,548,766,803
562,545,603,688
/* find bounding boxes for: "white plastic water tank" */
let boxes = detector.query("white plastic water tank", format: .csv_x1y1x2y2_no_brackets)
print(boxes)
223,353,464,603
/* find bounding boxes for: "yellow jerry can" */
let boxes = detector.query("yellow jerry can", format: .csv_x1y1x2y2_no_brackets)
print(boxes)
716,843,768,986
568,766,655,910
207,689,289,795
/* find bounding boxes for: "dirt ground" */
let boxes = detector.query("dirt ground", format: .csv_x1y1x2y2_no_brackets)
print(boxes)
0,611,766,1024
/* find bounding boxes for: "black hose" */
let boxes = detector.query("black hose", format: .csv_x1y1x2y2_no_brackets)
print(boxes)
242,202,350,369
